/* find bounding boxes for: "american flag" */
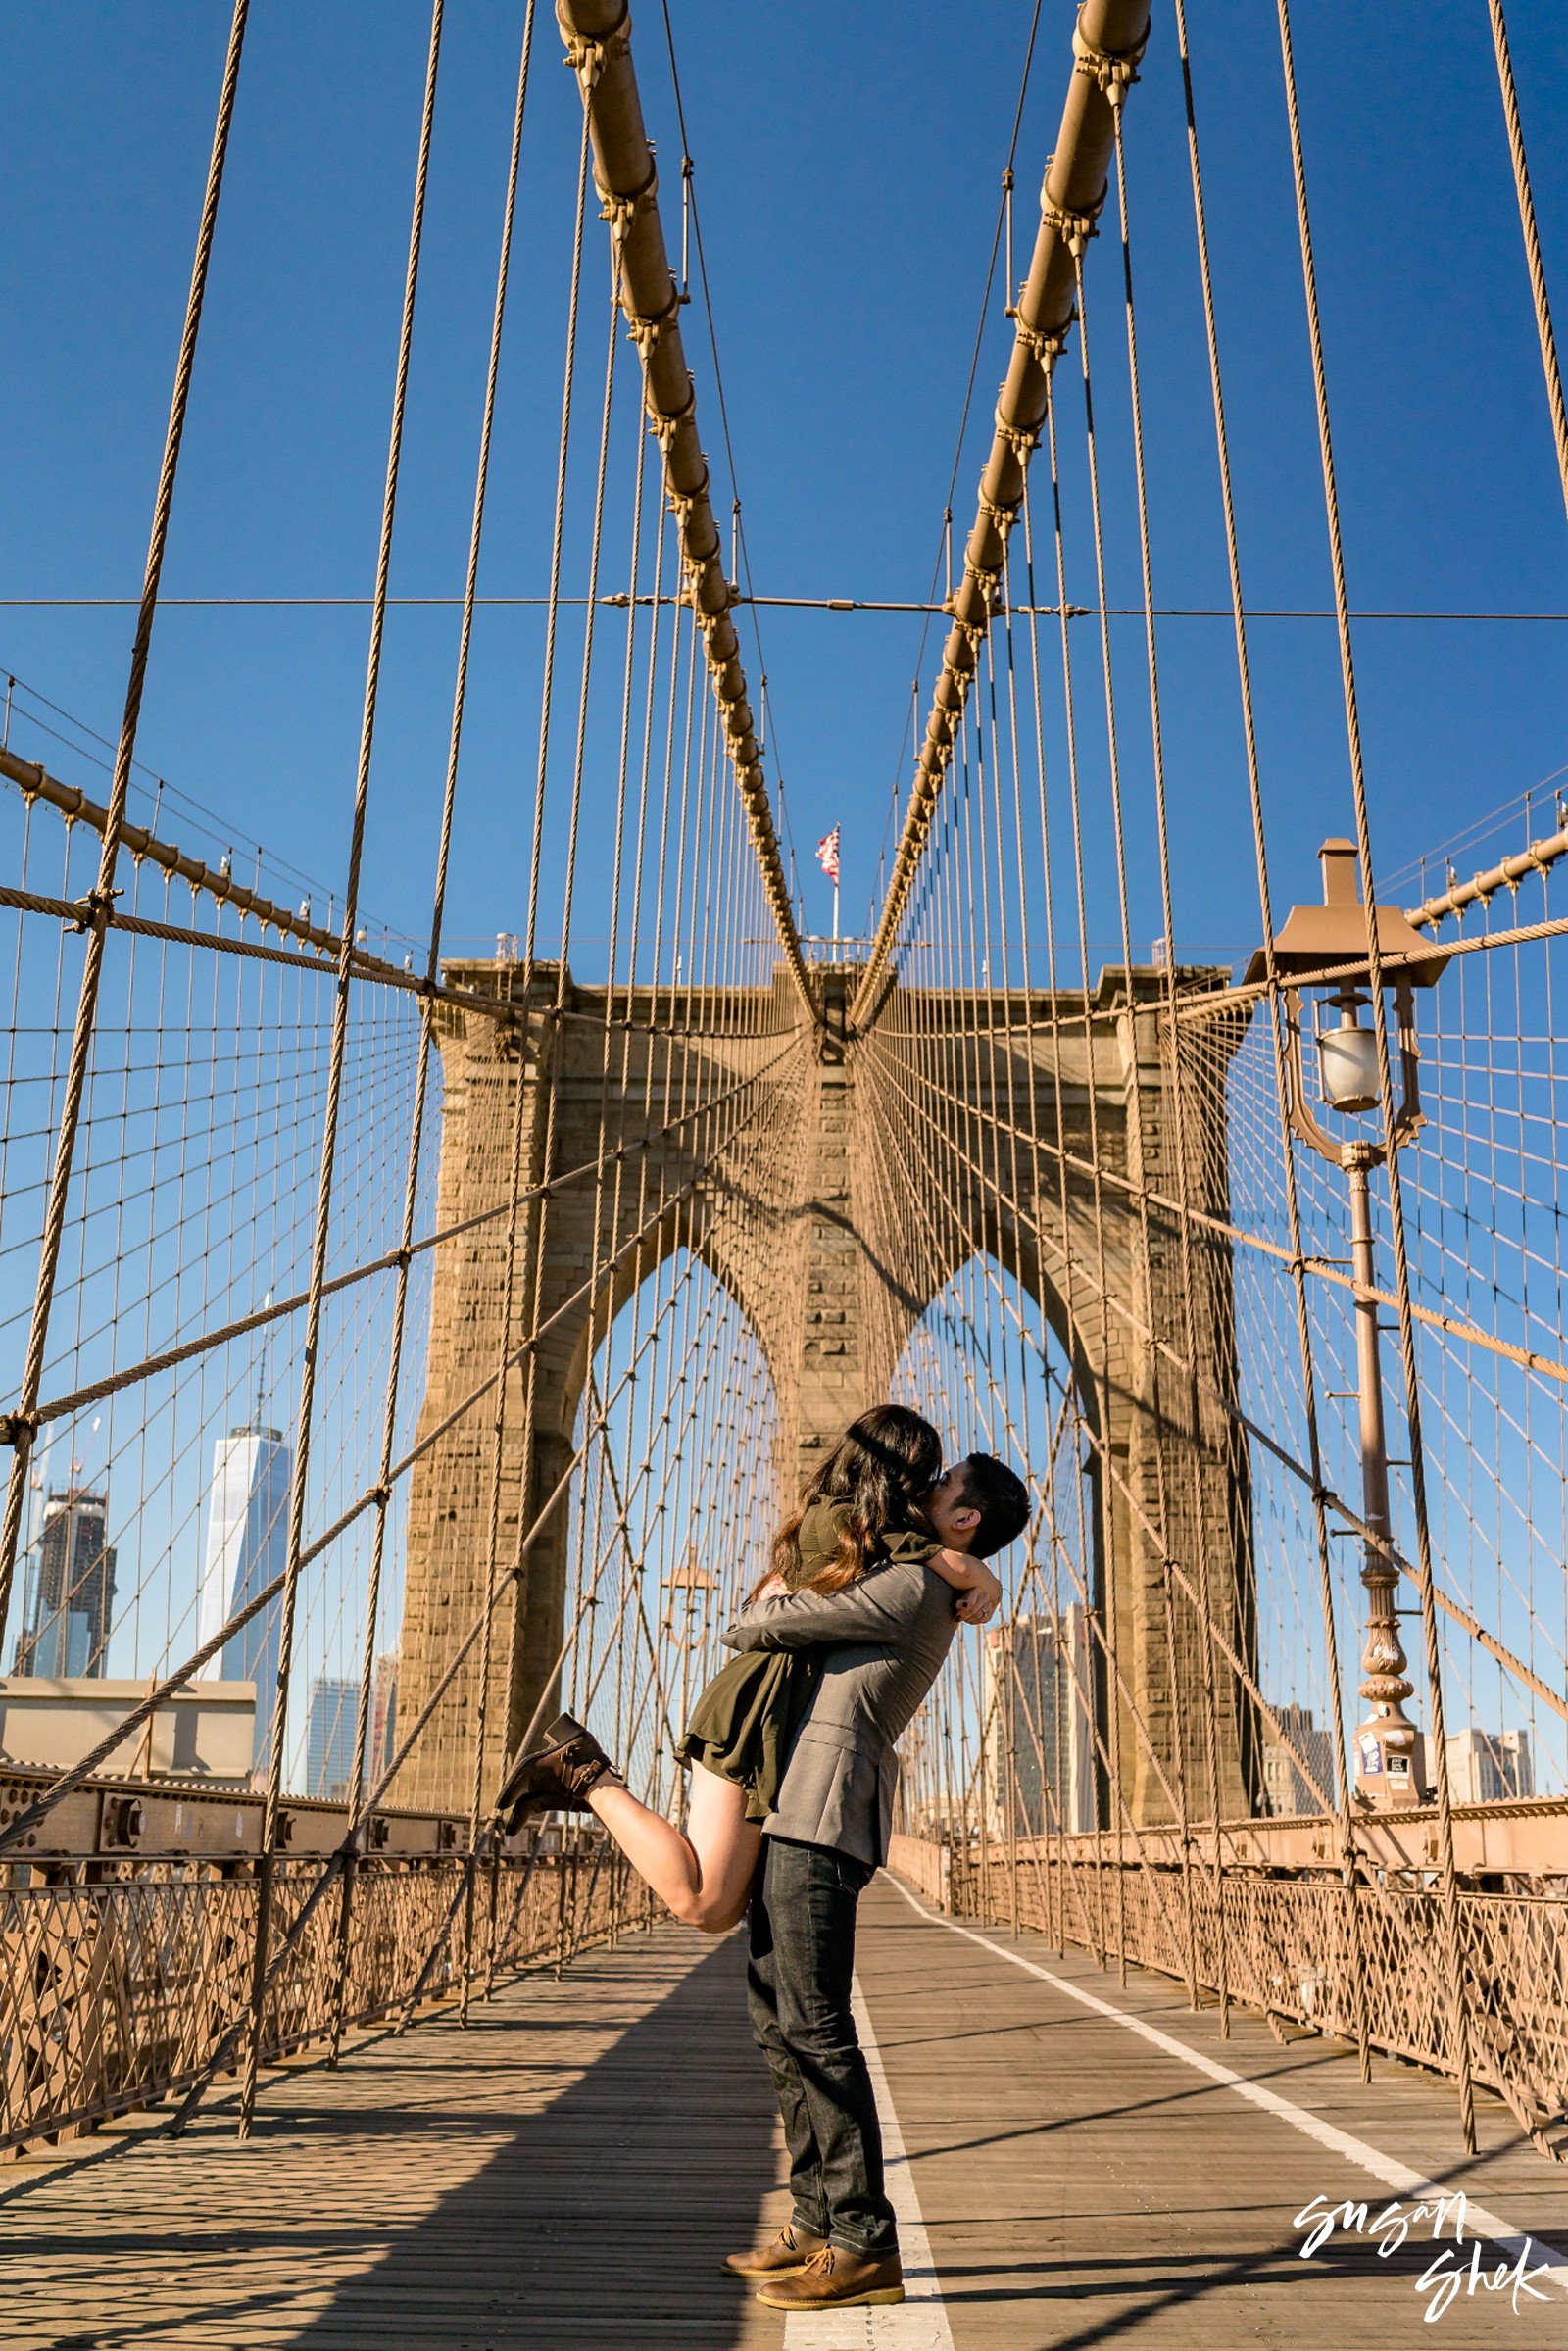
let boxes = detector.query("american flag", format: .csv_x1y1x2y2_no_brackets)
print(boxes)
815,825,841,885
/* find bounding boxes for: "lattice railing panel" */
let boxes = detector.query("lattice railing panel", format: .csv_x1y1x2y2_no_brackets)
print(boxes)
922,1841,1568,2139
0,1841,656,2155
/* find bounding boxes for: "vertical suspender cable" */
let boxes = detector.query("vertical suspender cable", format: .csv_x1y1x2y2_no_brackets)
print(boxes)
1275,0,1476,2152
853,0,1151,1030
0,0,251,1639
488,251,620,1935
559,0,810,1015
239,0,445,2141
1044,366,1128,1980
332,0,539,2063
1171,0,1368,2077
1000,531,1083,1957
1108,95,1233,2029
1070,238,1200,2008
1018,485,1107,1963
496,108,592,1744
1486,0,1568,527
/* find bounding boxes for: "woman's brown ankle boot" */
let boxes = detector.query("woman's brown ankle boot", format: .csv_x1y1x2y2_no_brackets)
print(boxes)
498,1712,623,1829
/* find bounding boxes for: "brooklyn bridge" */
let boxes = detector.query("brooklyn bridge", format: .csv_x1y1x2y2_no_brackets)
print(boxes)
1,0,1566,2342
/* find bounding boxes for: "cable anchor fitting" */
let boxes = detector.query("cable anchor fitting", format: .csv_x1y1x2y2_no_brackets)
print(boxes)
993,415,1040,459
1041,192,1102,259
646,376,698,444
72,885,122,934
976,490,1021,531
961,558,1003,608
562,1,630,98
1071,15,1148,103
600,157,658,242
1015,314,1073,370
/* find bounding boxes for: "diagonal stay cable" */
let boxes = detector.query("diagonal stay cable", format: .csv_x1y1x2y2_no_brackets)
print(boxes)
0,1047,805,1856
559,0,810,1010
162,1251,743,2134
853,0,1152,1029
24,1032,797,1431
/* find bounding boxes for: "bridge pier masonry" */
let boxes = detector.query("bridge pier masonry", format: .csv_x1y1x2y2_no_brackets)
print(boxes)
794,966,878,1482
851,962,1256,1832
395,956,1253,1833
392,957,809,1814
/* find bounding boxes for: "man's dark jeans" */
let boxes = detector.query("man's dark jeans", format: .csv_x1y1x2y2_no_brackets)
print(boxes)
746,1834,897,2258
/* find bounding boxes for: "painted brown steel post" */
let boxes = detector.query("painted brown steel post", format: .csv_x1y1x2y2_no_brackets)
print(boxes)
1345,1149,1418,1784
1005,1638,1021,1938
853,0,1151,1030
556,0,812,1018
978,1669,993,1926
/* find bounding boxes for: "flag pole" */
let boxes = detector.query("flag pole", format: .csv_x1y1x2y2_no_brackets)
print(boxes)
815,823,841,957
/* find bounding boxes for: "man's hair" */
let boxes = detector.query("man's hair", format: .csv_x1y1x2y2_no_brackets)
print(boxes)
955,1453,1030,1559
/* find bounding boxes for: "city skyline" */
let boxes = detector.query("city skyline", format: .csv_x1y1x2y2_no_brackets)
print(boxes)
984,1607,1096,1841
306,1674,360,1804
201,1419,290,1780
12,1484,117,1680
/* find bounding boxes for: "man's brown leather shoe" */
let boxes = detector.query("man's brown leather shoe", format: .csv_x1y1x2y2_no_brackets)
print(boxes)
719,2219,827,2276
496,1713,621,1830
720,2221,826,2278
754,2245,905,2310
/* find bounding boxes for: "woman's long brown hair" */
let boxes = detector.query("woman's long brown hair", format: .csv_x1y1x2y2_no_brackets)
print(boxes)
756,1406,943,1598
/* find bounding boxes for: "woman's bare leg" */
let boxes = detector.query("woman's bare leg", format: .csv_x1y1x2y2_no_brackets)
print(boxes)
587,1763,761,1933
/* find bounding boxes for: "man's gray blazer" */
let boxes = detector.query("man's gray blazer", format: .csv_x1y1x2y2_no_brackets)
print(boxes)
721,1561,958,1866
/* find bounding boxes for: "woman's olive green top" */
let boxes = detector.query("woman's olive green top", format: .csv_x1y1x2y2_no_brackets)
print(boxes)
674,1498,939,1823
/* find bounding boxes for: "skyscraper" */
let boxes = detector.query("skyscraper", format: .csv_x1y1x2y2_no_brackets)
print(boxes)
1446,1727,1534,1804
368,1648,399,1789
306,1676,361,1803
14,1487,118,1678
984,1607,1095,1837
199,1423,290,1774
1262,1702,1337,1817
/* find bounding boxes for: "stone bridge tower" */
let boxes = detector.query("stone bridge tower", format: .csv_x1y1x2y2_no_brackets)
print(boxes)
394,957,1253,1829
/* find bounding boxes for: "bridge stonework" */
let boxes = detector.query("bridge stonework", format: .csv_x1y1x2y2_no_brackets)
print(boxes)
852,970,1254,1829
395,960,1253,1830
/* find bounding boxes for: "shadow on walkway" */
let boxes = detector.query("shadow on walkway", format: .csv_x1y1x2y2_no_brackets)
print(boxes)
284,1933,779,2350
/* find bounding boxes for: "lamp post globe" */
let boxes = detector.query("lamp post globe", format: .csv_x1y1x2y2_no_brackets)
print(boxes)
1317,987,1381,1114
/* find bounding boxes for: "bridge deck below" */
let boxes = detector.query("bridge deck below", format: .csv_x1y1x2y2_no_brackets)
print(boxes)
5,1876,1566,2347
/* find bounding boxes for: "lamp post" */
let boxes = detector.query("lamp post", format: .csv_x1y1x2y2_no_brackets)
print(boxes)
1247,841,1449,1810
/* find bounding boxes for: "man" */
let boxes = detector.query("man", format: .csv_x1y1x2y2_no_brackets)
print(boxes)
720,1451,1029,2316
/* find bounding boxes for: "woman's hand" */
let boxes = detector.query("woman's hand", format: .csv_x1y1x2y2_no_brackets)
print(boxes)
953,1561,1004,1624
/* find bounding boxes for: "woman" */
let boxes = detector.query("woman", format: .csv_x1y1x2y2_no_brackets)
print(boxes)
496,1406,1004,1930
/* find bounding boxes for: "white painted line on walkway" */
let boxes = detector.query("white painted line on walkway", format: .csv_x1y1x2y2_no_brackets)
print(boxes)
885,1871,1568,2301
779,1974,955,2351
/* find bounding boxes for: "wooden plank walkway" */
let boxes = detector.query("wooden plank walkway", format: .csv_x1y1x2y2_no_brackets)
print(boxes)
865,1875,1568,2349
5,1877,1568,2347
1,1924,790,2350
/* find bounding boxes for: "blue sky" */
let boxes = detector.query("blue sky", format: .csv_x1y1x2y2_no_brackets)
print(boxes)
3,1,1565,1779
1,0,1566,970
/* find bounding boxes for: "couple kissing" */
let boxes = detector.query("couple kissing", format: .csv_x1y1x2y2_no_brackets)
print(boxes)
498,1403,1029,2315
